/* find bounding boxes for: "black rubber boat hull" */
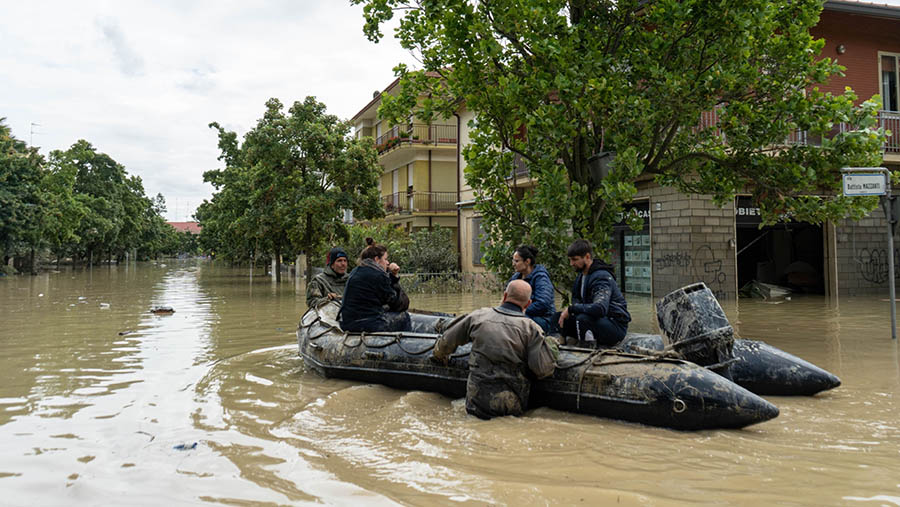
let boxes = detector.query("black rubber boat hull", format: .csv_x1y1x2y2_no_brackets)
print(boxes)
619,334,841,396
298,305,778,430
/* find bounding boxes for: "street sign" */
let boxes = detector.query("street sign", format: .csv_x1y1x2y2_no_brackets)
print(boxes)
842,172,887,196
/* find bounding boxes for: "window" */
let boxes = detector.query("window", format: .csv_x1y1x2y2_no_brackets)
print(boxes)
472,217,485,265
880,53,900,112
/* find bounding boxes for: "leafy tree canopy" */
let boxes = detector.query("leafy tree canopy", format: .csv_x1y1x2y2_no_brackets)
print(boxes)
201,97,384,275
353,0,889,292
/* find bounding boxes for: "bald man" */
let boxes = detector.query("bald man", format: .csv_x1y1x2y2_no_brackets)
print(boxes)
433,279,559,419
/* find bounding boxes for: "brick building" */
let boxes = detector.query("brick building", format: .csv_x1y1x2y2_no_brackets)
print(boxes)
609,1,900,299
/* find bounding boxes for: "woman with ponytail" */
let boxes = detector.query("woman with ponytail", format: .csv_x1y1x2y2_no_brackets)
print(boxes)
508,245,556,333
339,238,411,332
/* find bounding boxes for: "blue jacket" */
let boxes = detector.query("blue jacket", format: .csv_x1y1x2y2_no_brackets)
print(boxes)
339,259,409,331
508,264,556,320
570,261,631,325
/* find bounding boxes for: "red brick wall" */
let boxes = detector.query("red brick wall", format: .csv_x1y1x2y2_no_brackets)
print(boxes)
811,10,900,105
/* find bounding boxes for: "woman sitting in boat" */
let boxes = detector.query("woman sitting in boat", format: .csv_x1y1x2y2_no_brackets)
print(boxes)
339,239,411,333
508,245,556,333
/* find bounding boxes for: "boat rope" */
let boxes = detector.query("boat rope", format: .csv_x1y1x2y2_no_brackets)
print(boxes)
301,309,469,358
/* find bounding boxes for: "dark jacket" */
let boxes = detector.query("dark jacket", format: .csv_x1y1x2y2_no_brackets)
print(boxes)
339,259,410,331
570,261,631,325
508,264,556,321
433,302,558,419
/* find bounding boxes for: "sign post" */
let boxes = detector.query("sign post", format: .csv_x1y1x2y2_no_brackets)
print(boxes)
842,167,896,340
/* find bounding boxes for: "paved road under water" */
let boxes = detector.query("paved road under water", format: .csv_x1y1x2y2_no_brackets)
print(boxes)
0,260,898,505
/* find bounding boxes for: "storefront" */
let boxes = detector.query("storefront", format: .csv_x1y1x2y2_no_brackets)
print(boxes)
735,196,825,294
611,200,652,295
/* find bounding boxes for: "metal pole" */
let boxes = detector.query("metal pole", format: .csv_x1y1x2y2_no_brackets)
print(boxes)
887,183,898,340
844,167,896,339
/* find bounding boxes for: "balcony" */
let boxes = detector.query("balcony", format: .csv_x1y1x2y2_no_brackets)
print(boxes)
696,108,899,154
375,124,457,155
382,191,458,214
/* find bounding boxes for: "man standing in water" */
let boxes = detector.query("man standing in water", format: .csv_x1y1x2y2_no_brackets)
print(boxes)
556,239,631,347
432,279,558,419
306,247,350,308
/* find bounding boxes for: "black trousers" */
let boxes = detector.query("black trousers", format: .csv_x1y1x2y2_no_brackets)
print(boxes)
557,312,627,346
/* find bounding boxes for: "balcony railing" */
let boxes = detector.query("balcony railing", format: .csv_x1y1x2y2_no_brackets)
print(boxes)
382,191,458,214
375,124,458,154
881,110,900,154
696,108,899,153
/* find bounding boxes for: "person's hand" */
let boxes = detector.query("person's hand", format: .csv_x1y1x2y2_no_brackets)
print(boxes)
558,307,569,328
327,292,338,300
388,262,400,276
429,352,449,366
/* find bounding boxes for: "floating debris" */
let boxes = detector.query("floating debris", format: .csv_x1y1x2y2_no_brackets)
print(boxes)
118,330,134,336
150,306,175,314
100,303,110,309
173,442,197,451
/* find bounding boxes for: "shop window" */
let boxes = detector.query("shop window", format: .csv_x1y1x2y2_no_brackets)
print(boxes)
612,200,652,295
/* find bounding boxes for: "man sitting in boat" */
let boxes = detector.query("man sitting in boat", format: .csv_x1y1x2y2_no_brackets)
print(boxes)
556,239,631,347
432,279,559,419
508,245,556,333
339,239,411,332
306,247,350,308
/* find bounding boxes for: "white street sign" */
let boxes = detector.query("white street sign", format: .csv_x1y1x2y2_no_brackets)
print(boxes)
842,173,887,196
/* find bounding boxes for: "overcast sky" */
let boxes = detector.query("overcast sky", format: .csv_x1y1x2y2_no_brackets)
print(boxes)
0,1,415,221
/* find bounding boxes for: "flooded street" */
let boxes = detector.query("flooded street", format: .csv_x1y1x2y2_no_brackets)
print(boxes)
1,261,898,505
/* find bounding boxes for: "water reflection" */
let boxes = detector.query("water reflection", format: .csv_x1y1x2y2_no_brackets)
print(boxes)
0,261,899,505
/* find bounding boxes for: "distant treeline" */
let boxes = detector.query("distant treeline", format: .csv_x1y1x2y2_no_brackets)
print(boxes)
1,117,195,275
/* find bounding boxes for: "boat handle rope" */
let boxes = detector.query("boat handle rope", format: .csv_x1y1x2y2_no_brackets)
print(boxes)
302,311,468,358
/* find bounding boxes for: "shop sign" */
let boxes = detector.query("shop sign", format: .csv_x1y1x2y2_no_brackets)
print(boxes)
614,200,650,228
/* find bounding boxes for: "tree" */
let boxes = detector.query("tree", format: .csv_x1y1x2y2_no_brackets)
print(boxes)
204,97,384,279
0,118,46,273
353,0,888,294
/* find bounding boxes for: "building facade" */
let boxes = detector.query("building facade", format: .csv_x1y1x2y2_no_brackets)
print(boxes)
351,80,460,252
361,1,900,299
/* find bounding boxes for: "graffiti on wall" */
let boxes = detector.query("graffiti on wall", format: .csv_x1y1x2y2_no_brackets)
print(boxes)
856,248,900,284
655,252,692,269
655,244,729,299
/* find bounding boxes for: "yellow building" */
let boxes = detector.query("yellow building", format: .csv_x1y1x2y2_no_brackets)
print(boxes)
456,105,538,274
352,79,460,256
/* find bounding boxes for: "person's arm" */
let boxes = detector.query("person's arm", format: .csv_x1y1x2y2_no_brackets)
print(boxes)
386,273,410,312
570,276,612,318
525,271,554,317
433,313,473,360
526,327,558,379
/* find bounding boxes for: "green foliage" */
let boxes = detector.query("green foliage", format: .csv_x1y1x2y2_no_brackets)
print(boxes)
335,222,458,274
0,117,45,263
353,0,889,295
405,225,458,273
200,97,384,272
0,117,178,268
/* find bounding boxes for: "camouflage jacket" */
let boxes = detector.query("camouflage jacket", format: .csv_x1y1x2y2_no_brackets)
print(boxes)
434,302,558,419
306,266,350,309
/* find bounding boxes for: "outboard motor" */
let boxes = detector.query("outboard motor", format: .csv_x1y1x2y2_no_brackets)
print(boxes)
656,283,736,379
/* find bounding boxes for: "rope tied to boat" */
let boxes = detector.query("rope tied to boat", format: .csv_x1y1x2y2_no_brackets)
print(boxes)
301,308,468,358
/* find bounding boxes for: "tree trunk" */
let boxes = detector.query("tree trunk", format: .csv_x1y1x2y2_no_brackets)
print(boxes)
29,248,36,275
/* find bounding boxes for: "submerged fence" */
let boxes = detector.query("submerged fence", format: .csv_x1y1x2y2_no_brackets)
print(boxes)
398,272,501,294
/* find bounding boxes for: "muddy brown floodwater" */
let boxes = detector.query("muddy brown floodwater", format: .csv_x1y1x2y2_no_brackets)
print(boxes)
1,260,898,505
